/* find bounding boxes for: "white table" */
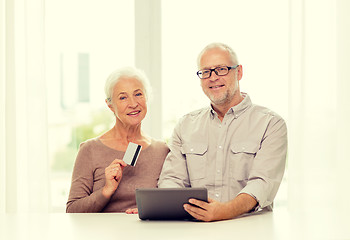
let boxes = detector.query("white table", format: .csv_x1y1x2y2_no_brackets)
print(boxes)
0,207,349,240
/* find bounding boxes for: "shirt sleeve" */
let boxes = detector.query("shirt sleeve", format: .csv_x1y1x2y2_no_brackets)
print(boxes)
238,115,288,210
158,119,191,188
66,142,110,213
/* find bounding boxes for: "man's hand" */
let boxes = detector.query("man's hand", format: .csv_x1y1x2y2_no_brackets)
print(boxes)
183,198,229,222
184,193,258,222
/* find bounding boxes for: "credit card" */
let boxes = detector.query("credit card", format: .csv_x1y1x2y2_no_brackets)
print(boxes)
122,142,142,166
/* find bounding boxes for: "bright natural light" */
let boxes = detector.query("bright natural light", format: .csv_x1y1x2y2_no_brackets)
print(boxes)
161,0,289,206
45,0,134,211
44,0,289,212
161,0,289,138
2,0,350,239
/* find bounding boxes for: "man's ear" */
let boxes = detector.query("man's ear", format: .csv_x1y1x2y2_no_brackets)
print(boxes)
237,65,243,81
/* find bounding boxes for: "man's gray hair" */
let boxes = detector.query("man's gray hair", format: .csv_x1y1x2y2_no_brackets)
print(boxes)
104,66,152,103
197,42,239,68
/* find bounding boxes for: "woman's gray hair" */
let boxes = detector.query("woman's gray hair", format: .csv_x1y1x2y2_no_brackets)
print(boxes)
104,66,152,103
197,42,239,68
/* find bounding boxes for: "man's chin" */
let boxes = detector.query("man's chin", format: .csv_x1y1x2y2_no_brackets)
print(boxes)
209,95,227,106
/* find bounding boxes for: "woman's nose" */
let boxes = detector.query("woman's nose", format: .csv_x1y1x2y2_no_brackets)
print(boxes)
129,97,138,107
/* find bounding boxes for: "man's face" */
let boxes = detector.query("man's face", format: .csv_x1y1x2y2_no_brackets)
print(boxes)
199,47,242,107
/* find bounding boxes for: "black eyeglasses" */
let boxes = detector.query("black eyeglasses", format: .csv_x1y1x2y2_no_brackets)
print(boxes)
196,65,239,79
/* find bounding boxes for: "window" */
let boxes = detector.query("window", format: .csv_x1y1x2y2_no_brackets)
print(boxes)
45,0,289,211
161,0,289,138
161,0,289,205
45,0,134,212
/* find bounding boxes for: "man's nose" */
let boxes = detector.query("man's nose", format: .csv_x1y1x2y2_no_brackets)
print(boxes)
209,70,219,81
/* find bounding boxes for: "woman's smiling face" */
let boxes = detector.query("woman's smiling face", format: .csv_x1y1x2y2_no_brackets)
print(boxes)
109,77,147,127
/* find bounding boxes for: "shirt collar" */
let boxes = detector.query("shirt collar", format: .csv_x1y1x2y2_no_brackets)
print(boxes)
210,92,252,119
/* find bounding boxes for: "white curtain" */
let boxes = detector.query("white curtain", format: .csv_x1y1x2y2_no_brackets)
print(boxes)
0,0,49,213
288,0,350,237
0,0,5,213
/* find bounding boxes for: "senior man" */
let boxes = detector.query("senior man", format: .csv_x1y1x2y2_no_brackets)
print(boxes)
158,42,287,222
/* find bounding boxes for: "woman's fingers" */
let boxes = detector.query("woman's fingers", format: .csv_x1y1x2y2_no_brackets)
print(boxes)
125,208,138,214
110,159,128,168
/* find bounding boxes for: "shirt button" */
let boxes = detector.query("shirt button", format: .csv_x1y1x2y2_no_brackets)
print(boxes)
218,145,222,149
217,170,220,173
215,193,219,198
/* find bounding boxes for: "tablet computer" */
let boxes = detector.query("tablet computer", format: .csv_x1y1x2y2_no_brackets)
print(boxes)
135,188,208,220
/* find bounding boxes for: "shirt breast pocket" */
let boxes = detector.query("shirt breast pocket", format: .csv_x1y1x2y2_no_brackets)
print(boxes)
229,142,259,180
181,143,208,181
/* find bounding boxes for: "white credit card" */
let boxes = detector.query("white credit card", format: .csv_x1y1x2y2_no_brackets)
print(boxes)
122,142,142,166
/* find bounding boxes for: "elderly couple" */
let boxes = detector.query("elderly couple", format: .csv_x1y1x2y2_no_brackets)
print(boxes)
66,42,288,222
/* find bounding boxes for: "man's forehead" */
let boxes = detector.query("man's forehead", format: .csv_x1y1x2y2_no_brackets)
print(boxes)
199,49,232,68
201,64,228,70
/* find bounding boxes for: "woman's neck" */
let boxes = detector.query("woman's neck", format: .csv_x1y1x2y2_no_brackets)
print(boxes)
112,123,143,142
100,121,151,151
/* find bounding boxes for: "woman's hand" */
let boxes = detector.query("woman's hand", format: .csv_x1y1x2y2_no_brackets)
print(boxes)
102,159,127,199
125,208,138,214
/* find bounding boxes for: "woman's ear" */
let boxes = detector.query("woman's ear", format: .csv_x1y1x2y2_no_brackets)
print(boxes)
105,99,115,114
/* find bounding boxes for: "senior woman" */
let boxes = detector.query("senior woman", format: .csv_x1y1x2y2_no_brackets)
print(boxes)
66,67,169,213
